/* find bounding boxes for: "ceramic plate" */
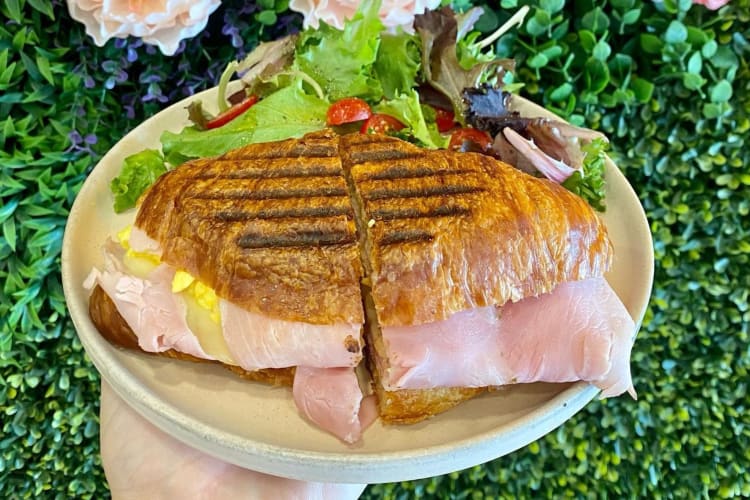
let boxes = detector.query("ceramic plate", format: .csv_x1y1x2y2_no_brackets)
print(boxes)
61,85,653,484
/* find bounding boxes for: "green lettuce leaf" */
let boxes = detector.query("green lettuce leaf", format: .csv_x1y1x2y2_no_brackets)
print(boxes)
294,0,384,101
374,90,447,149
161,81,329,163
110,149,167,213
246,82,329,143
562,138,608,212
374,32,421,99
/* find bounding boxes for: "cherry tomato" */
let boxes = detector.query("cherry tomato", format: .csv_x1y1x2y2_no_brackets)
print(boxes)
433,106,456,133
360,114,405,134
327,97,373,126
205,95,259,130
448,127,493,153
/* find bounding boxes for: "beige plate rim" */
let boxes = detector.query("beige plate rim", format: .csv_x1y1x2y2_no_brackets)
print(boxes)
61,85,654,484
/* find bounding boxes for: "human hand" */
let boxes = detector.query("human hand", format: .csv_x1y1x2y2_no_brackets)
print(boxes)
99,381,367,499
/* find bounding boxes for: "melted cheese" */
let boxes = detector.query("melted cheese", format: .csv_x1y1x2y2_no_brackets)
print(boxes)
117,225,234,364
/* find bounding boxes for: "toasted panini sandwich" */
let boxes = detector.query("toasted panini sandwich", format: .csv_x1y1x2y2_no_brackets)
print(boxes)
87,130,635,440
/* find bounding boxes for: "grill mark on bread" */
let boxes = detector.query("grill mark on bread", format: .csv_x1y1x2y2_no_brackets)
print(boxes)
226,144,337,159
195,164,341,180
190,186,348,200
288,143,338,157
213,206,353,221
378,229,435,246
363,185,485,201
348,149,422,164
370,205,472,221
362,166,476,181
236,228,355,249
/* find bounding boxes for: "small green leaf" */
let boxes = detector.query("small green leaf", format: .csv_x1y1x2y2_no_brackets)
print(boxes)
621,9,641,26
525,17,546,37
0,93,23,104
686,27,708,46
541,45,563,60
20,51,42,82
528,53,549,69
631,77,654,103
665,21,688,44
27,0,55,18
256,10,277,25
585,57,610,93
662,0,679,12
608,53,632,81
36,56,54,85
500,0,518,7
549,83,573,101
578,30,597,52
710,80,733,103
3,218,16,251
6,0,22,22
702,40,717,58
682,73,705,91
712,46,738,69
640,34,663,54
551,19,569,40
581,8,610,35
12,27,26,50
687,52,702,74
593,40,611,61
22,85,55,103
539,0,565,13
700,101,727,119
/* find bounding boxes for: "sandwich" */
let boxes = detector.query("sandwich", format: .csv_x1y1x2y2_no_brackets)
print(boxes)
86,129,636,441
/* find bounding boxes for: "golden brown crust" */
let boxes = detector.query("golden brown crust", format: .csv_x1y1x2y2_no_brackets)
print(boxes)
88,285,294,386
341,133,612,326
135,131,364,325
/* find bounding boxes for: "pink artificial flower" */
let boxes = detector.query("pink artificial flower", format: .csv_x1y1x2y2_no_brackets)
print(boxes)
289,0,441,33
67,0,221,55
692,0,730,8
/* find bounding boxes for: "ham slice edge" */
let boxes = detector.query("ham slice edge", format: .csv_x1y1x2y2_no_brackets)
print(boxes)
381,277,636,398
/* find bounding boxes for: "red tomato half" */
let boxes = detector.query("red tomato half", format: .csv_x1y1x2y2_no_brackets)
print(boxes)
327,97,373,126
433,106,456,133
205,95,259,129
448,127,493,153
360,114,405,134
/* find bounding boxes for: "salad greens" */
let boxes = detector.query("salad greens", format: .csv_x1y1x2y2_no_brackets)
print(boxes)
374,90,446,149
294,0,384,102
110,0,610,213
562,138,608,212
373,33,421,100
414,7,514,124
160,81,328,164
110,150,167,213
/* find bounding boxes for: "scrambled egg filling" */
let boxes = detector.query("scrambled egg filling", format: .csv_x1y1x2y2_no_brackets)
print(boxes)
118,225,221,324
117,225,236,364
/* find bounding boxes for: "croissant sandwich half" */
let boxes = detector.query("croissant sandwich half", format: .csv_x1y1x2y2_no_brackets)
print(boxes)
86,130,636,443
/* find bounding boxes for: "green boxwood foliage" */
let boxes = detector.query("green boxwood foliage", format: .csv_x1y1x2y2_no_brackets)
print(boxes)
1,0,747,497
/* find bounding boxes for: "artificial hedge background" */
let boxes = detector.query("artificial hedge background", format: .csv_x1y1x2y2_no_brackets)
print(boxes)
1,0,748,497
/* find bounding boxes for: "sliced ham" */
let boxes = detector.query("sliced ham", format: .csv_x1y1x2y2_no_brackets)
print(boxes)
382,277,636,398
292,366,376,444
85,244,214,361
220,300,363,371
